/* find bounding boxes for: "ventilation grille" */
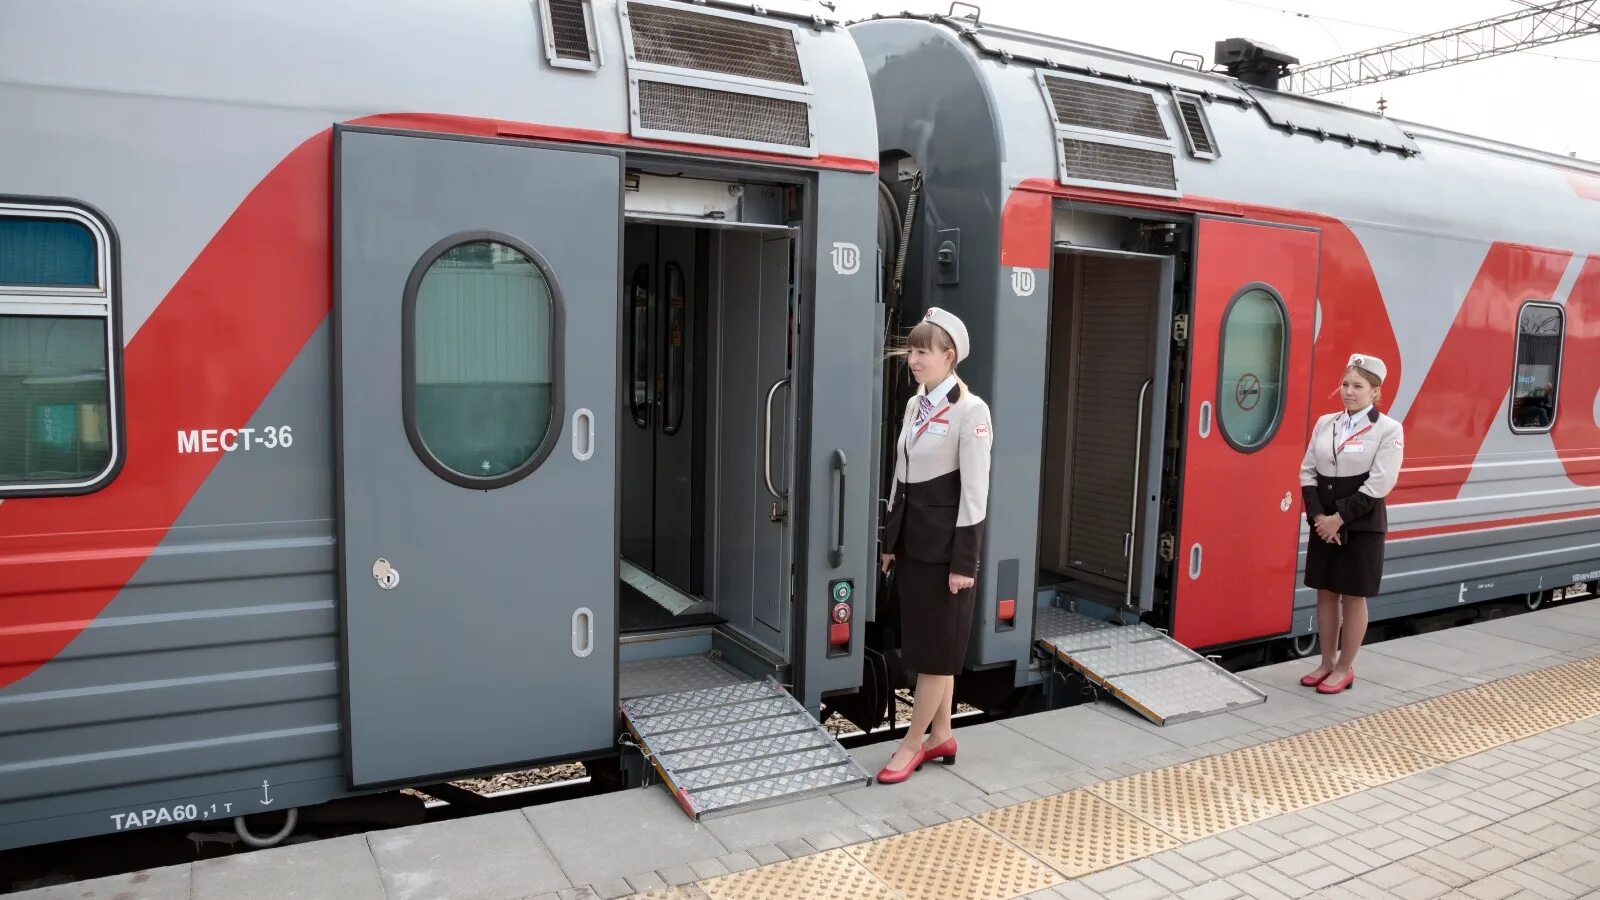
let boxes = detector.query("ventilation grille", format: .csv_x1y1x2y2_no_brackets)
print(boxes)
1044,76,1167,140
546,0,593,62
637,80,810,148
628,3,803,86
1061,139,1177,191
1176,96,1217,158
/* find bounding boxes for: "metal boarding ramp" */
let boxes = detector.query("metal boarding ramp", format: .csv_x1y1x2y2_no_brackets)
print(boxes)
619,657,870,820
1036,605,1267,725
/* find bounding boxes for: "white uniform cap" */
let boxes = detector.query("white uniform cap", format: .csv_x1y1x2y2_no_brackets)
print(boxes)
1347,353,1387,384
922,307,970,363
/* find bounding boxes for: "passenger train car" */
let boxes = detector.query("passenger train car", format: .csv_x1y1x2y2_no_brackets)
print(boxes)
854,13,1600,684
1,0,1597,854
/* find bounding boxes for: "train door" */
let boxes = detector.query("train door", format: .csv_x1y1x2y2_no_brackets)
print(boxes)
621,227,704,597
1172,217,1318,647
617,205,797,660
335,128,620,787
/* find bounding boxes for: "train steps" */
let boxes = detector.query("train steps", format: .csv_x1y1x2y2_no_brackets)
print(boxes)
621,675,871,820
1036,605,1267,725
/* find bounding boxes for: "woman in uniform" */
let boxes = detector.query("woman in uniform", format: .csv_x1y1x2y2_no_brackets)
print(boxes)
1298,354,1405,694
877,308,993,784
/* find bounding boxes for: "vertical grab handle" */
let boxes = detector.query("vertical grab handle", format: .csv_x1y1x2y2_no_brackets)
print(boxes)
830,450,847,568
763,378,791,502
1125,378,1153,608
571,607,594,657
572,408,595,461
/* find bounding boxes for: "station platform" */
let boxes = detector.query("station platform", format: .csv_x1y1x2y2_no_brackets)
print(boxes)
19,599,1600,900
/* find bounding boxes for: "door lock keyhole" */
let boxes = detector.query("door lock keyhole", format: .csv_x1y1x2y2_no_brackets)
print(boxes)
372,558,400,591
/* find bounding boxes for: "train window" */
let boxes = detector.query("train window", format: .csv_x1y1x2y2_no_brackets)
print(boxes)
404,236,562,489
1510,301,1564,434
1216,285,1288,452
0,203,120,496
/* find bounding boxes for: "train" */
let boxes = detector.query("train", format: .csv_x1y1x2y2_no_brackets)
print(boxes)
1,0,1598,854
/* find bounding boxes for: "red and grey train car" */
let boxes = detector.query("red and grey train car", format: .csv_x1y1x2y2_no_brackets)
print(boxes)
851,14,1600,689
4,0,1600,856
0,0,883,850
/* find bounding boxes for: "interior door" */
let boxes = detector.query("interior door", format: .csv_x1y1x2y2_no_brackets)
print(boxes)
337,128,620,787
1173,217,1318,648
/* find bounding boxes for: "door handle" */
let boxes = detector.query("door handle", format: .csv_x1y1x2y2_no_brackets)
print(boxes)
830,450,847,568
572,408,595,461
763,378,791,504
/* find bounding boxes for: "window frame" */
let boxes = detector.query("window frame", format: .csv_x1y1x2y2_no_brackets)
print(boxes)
0,197,124,497
401,230,566,490
1508,299,1566,436
1214,282,1290,454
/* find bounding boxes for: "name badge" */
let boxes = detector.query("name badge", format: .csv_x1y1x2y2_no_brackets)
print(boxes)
1343,440,1366,454
927,422,950,436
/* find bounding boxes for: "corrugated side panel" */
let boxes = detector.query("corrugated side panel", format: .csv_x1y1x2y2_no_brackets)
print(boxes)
0,524,344,850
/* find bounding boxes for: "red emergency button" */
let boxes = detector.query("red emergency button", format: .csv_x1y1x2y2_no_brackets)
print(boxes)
997,598,1016,623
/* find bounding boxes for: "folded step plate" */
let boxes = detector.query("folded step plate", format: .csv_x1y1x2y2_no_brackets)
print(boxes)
1036,607,1266,725
621,677,871,819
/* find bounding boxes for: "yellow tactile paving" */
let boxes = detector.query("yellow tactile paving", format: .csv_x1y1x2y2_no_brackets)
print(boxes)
1088,763,1278,843
844,818,1062,900
1342,704,1508,761
1423,688,1571,740
1268,721,1442,785
1185,740,1369,809
637,654,1600,900
698,848,895,900
976,788,1179,878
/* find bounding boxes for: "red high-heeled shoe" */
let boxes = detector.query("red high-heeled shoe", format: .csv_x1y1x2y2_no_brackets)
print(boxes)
1317,669,1356,694
921,737,958,766
1299,669,1332,687
876,748,926,784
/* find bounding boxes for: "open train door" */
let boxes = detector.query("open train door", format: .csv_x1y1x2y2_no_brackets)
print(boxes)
1172,217,1318,648
335,128,620,787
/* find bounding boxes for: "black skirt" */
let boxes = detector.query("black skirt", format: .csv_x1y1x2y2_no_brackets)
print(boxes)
1304,530,1386,598
895,556,975,676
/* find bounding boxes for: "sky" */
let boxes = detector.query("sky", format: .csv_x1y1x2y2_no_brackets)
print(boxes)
829,0,1600,161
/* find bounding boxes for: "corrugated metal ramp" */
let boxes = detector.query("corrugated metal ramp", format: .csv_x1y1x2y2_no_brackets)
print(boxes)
621,675,870,820
1037,606,1266,725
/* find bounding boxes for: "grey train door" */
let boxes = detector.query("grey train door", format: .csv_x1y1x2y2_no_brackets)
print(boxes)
336,128,620,787
621,227,702,595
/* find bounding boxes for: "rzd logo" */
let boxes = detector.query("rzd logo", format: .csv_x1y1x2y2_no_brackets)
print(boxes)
831,242,861,276
1011,267,1036,297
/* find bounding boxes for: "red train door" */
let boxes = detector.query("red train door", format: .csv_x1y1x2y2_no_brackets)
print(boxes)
1173,217,1319,647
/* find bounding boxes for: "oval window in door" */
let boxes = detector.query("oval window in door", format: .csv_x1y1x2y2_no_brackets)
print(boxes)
1216,285,1287,452
404,234,563,489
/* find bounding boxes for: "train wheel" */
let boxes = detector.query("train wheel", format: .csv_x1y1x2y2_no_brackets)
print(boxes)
1284,633,1318,659
233,808,298,849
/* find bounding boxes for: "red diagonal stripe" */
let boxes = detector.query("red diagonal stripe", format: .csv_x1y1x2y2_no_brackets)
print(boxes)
0,130,333,688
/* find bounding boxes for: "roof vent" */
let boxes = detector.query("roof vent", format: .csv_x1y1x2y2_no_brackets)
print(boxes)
1059,139,1178,193
621,1,815,157
634,79,812,150
626,1,804,86
1173,92,1219,159
1215,37,1299,91
540,0,599,70
1041,74,1167,141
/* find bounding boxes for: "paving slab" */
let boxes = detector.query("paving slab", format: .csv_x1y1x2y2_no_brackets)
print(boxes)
1078,701,1266,750
369,809,570,900
1518,607,1600,640
525,786,726,886
1229,682,1334,727
1367,629,1549,676
699,793,864,852
838,742,986,819
923,720,1087,793
8,866,192,900
1465,616,1600,653
1003,703,1185,764
191,834,386,900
